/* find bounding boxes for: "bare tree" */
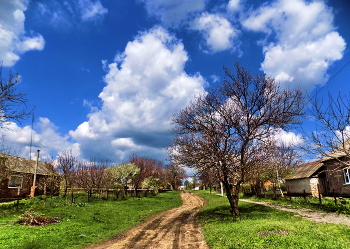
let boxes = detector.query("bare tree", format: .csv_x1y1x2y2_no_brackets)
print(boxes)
306,92,350,168
56,150,78,197
246,139,301,197
75,159,111,201
165,164,185,190
130,154,165,195
170,62,304,216
74,161,90,196
37,162,61,207
199,168,218,193
88,159,110,194
0,67,31,126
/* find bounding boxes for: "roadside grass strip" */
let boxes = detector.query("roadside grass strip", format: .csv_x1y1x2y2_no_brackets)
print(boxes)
0,191,182,249
197,192,350,249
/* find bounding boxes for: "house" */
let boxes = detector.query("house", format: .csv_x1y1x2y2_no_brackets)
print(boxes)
319,156,350,197
286,156,350,197
285,160,324,197
0,153,59,200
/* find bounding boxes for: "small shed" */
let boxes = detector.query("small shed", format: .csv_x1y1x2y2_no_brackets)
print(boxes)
285,160,324,197
0,153,58,200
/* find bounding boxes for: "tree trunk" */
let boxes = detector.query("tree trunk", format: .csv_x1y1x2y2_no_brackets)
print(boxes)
222,179,240,216
63,178,69,198
70,189,74,204
251,180,263,197
124,185,128,197
134,185,138,197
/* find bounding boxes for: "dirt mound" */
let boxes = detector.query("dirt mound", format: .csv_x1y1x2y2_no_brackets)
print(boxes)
18,212,61,227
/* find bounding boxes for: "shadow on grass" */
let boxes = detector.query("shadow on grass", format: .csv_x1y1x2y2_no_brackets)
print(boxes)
199,201,293,223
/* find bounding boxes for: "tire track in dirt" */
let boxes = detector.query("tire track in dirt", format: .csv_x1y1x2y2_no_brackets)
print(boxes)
84,191,209,249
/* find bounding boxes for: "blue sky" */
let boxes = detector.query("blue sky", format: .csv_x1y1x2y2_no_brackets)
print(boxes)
0,0,349,163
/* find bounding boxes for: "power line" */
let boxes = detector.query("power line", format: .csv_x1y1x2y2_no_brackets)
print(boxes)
309,59,350,100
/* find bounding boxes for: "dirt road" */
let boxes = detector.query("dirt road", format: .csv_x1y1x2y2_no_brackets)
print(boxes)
85,191,209,249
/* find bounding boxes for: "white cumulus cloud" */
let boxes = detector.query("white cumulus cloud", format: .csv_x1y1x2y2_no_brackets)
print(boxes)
0,0,45,66
69,26,206,162
191,13,238,53
242,0,346,91
227,0,242,12
273,128,304,147
0,118,79,161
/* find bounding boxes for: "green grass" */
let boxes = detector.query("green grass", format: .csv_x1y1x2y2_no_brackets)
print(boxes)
0,191,182,249
197,191,350,249
246,195,350,215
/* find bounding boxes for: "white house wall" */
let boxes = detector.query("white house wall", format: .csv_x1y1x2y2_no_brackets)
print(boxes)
286,177,319,197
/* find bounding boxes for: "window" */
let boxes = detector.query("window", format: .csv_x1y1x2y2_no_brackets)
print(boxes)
344,168,350,184
8,175,23,188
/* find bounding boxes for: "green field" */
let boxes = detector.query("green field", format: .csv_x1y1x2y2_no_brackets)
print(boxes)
197,191,350,249
0,191,182,249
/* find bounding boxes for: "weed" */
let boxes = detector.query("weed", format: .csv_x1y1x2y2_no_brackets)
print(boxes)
20,237,43,249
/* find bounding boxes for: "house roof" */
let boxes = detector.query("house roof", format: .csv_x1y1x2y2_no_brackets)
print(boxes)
0,153,56,175
322,138,350,161
285,160,324,180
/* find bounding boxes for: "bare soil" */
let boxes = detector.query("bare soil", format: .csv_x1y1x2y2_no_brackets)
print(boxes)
241,199,350,226
84,191,209,249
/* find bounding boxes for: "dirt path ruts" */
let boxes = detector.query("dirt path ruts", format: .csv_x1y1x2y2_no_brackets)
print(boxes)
241,199,350,226
84,192,209,249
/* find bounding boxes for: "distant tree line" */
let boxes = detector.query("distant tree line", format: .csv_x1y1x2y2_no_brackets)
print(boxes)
55,150,186,202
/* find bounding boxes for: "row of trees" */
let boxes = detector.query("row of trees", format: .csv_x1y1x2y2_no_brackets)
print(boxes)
169,62,304,216
56,151,186,200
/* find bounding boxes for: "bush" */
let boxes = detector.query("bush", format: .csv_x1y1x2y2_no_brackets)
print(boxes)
142,177,160,194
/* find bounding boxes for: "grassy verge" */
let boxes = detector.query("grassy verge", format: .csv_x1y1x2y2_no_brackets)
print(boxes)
0,191,182,249
196,191,350,249
245,195,350,215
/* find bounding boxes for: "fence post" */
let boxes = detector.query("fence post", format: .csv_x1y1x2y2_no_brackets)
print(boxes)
333,189,337,205
317,184,322,204
287,185,291,200
16,187,20,212
303,189,306,201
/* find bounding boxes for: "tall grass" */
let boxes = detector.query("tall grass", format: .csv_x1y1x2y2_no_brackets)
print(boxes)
0,191,182,249
197,191,350,249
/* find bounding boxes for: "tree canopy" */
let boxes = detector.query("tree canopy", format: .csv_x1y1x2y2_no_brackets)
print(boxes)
169,62,304,216
108,163,140,188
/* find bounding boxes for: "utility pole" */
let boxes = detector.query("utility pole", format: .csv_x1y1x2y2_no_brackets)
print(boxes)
30,150,40,197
